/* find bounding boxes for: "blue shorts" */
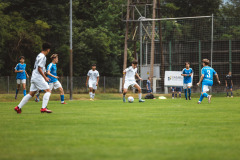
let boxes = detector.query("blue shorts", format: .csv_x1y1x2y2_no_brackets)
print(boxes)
172,87,182,92
226,85,232,89
147,89,152,93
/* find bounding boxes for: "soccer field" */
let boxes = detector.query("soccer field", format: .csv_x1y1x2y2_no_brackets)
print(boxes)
1,97,240,160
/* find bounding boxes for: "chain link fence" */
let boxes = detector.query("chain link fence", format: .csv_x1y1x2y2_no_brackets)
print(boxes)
0,76,121,94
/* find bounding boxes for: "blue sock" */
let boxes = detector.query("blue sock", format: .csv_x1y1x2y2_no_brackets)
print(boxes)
184,89,187,99
199,94,204,102
203,93,208,97
16,89,19,95
61,95,64,102
188,88,191,98
23,90,26,96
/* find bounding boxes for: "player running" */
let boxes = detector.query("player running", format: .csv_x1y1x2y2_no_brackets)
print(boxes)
46,54,67,104
14,56,29,99
197,59,220,104
14,43,52,114
181,62,193,100
86,64,100,101
123,60,145,103
225,72,233,97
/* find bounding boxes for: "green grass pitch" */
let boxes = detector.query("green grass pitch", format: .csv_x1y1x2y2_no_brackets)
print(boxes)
0,96,240,160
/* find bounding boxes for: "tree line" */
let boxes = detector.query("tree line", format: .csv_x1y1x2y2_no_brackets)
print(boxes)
0,0,239,77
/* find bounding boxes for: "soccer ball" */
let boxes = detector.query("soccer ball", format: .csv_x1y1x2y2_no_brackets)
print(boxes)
128,96,134,103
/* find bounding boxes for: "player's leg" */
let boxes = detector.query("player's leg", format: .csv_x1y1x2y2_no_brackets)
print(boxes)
230,87,233,97
15,80,21,99
92,83,97,100
133,83,145,102
226,87,229,97
41,88,52,113
171,88,174,99
14,83,37,113
89,87,93,101
183,84,188,100
22,80,27,96
175,91,177,98
198,83,211,104
179,92,182,98
188,85,192,100
54,81,66,104
58,87,66,104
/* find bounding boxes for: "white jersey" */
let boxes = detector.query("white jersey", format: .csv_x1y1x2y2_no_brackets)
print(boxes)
31,53,47,82
87,70,99,82
124,66,137,81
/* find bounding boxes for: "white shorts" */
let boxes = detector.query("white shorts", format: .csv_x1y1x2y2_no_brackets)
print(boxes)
17,79,26,84
30,79,49,91
49,81,62,90
183,83,192,89
89,81,97,90
124,80,137,89
202,85,210,93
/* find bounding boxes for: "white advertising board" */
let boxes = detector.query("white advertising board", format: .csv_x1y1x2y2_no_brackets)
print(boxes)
164,71,193,87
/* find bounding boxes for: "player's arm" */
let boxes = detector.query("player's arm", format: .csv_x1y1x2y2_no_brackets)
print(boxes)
146,83,148,90
38,67,49,82
215,73,220,84
197,74,204,86
231,80,233,86
25,71,29,78
14,65,23,73
225,80,227,87
86,76,89,87
135,72,143,81
46,70,59,79
96,76,99,86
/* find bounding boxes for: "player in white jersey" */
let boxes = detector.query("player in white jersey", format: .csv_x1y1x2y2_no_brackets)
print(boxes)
14,43,52,114
86,64,100,101
123,60,145,102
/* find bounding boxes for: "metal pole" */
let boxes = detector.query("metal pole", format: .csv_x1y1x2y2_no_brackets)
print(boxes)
7,76,9,94
145,41,148,65
199,40,201,79
169,41,172,71
229,40,232,72
69,0,73,100
211,14,214,67
122,0,130,92
140,20,143,87
150,0,156,87
104,76,106,93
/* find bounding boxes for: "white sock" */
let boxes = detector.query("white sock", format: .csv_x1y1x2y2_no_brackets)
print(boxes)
92,93,95,99
42,92,51,109
89,92,92,98
18,94,32,108
138,93,142,100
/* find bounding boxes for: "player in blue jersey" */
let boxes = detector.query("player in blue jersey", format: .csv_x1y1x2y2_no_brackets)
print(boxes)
146,77,152,94
197,59,220,104
14,56,29,99
46,54,66,104
181,62,193,100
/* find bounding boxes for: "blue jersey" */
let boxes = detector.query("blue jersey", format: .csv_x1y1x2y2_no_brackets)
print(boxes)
147,80,151,90
201,66,217,83
47,63,58,83
182,68,193,84
15,63,26,79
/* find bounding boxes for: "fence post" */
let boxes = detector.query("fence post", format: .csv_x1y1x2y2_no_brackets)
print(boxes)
104,76,106,93
7,76,9,94
169,41,172,71
119,78,122,93
229,40,232,72
199,40,201,79
67,76,69,93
